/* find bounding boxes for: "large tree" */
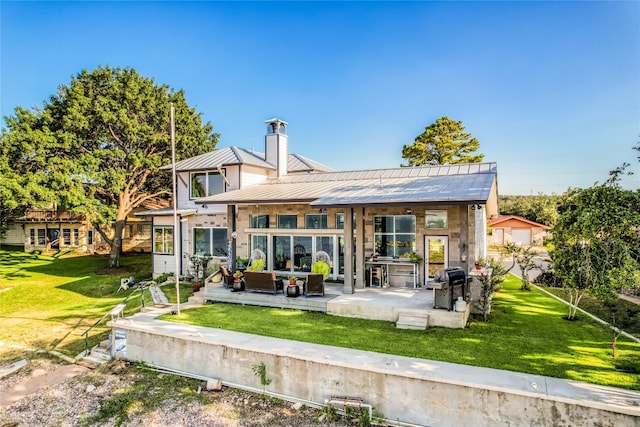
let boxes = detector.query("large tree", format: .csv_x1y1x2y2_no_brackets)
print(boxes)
402,116,484,166
551,180,640,320
1,66,218,266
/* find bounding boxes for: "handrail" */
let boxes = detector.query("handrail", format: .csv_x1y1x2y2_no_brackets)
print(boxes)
80,284,148,356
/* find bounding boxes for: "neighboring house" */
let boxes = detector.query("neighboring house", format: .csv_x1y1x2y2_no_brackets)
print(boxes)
139,118,499,292
488,215,551,246
1,199,166,254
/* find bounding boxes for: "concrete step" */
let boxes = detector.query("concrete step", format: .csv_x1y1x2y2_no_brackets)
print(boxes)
148,285,169,305
396,311,428,330
188,290,204,304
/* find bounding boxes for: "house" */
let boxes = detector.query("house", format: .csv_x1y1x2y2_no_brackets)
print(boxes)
488,215,551,246
139,118,499,293
1,199,165,254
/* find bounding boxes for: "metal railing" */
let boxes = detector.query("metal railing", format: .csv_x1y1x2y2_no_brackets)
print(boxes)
80,284,148,357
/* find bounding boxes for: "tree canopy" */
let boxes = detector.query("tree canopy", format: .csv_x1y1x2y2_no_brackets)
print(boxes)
402,116,484,166
498,194,561,226
1,66,219,266
551,180,640,319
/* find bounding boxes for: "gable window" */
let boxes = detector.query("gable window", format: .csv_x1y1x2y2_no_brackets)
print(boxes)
153,226,173,254
250,214,269,229
305,214,327,229
190,171,225,199
425,210,448,229
374,215,416,258
193,227,228,257
277,214,297,229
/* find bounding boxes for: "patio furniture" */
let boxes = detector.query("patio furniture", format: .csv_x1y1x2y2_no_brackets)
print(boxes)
219,267,235,289
243,271,284,295
304,274,325,296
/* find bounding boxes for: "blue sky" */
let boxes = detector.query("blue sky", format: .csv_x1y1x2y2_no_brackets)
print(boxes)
1,1,638,195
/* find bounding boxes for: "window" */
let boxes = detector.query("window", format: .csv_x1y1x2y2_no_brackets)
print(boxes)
153,226,174,254
273,235,291,270
425,210,448,229
88,229,94,245
250,214,269,229
335,213,345,229
38,229,46,245
374,215,416,258
190,171,225,199
62,228,71,245
193,227,228,257
277,214,297,229
305,214,327,229
251,235,269,261
73,229,79,245
30,229,35,245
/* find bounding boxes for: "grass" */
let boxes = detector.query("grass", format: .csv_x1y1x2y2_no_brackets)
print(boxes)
2,250,638,390
0,250,192,362
162,275,640,390
538,286,640,337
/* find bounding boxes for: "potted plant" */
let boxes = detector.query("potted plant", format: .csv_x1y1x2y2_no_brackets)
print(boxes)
193,282,202,292
286,275,300,297
233,271,243,281
407,252,423,264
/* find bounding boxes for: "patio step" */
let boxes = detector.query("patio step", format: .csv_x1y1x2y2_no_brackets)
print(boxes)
188,289,205,305
396,310,428,330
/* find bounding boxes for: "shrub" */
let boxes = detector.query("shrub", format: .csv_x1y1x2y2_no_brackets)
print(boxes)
533,271,562,287
614,355,640,373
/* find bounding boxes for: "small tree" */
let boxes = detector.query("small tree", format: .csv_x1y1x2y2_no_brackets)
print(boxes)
552,180,640,320
503,243,537,290
402,116,484,166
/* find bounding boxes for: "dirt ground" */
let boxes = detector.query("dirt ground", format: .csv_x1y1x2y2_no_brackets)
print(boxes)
0,358,357,427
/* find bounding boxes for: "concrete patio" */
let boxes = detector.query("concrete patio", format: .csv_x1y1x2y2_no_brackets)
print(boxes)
202,281,470,329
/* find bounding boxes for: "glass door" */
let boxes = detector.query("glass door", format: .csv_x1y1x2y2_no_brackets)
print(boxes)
425,236,448,279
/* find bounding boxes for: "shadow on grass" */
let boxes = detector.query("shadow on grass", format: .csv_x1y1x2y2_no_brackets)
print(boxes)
167,277,640,390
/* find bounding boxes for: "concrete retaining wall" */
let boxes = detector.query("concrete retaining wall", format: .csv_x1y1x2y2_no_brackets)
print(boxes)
116,318,639,427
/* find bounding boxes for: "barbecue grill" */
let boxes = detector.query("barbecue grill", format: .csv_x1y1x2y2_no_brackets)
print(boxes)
433,268,467,310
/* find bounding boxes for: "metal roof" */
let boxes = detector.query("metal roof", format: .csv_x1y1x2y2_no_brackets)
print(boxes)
160,146,333,173
199,162,497,207
135,207,198,217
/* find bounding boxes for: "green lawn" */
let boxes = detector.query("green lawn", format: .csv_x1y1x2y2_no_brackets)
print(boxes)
0,250,191,362
2,251,638,391
162,275,640,390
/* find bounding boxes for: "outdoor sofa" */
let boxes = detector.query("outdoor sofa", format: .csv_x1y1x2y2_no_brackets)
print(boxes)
243,271,284,295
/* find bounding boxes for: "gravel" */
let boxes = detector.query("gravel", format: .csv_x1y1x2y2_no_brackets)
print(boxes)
0,359,356,427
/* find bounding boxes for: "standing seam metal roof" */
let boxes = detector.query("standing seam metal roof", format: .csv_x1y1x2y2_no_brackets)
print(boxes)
198,163,497,206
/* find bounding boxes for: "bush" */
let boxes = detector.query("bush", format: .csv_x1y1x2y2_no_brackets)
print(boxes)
533,271,562,287
614,355,640,373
